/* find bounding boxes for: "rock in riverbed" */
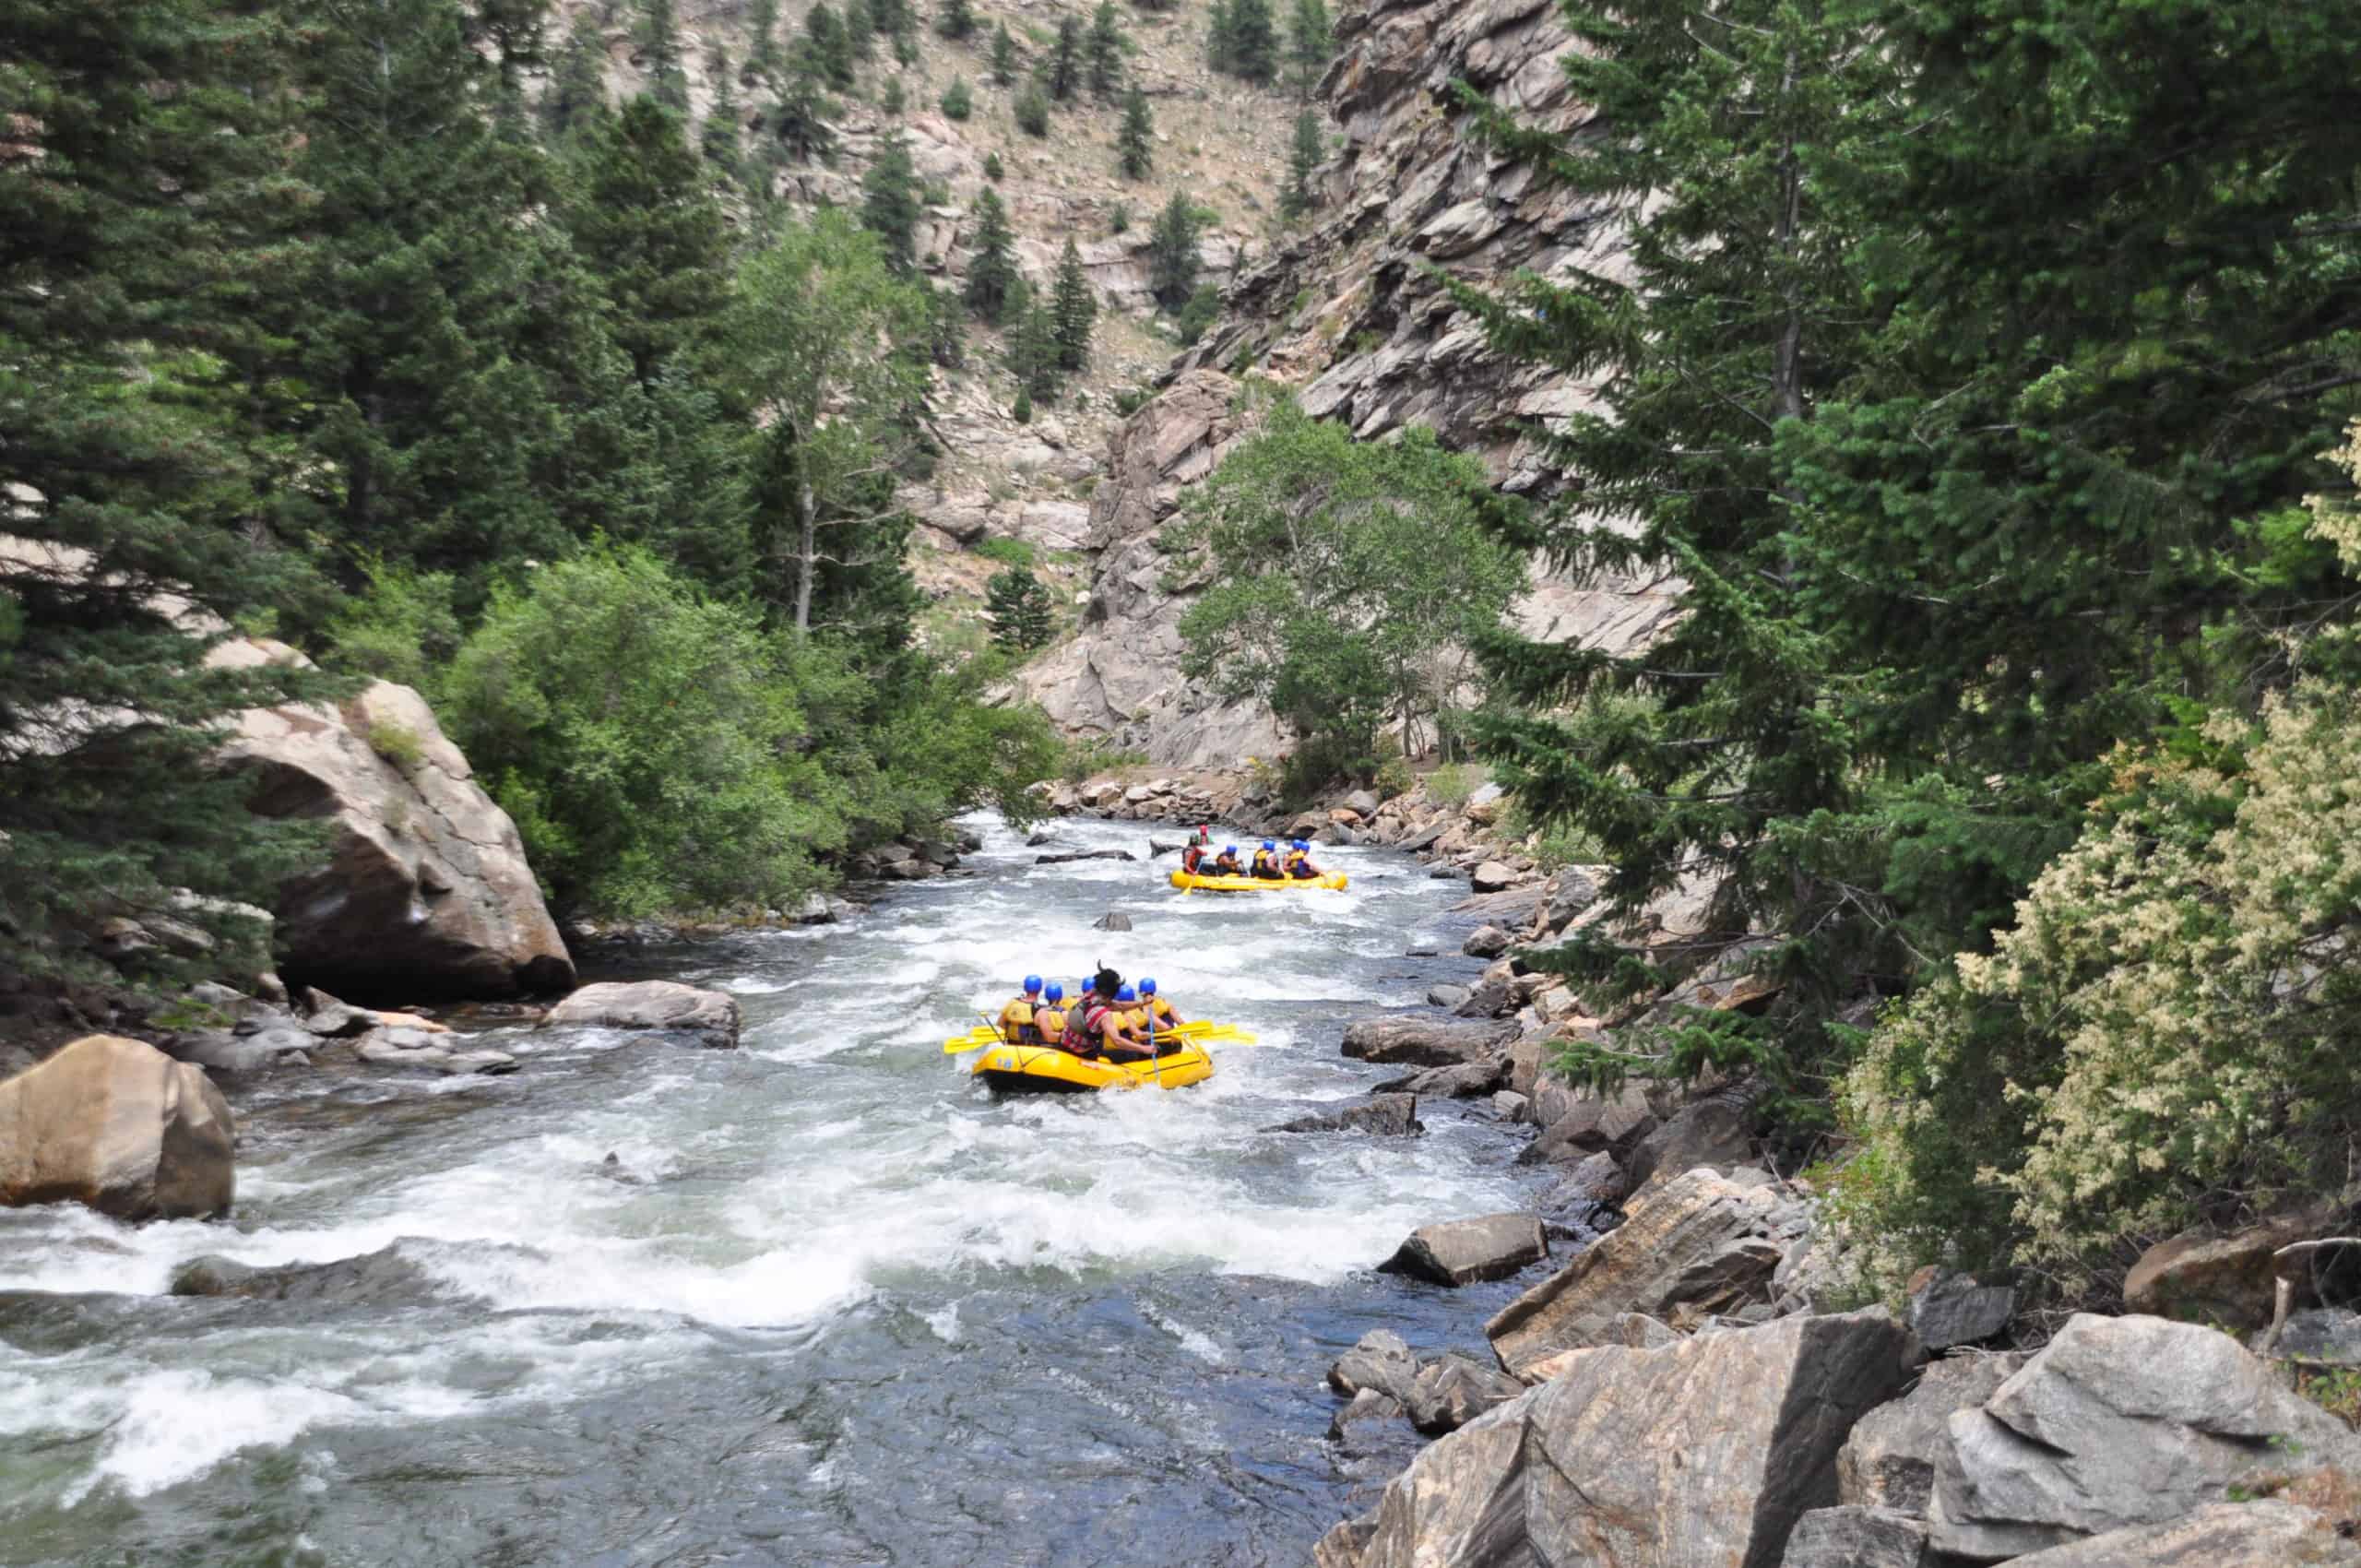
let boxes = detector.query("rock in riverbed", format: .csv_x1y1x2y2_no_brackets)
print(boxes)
1378,1214,1548,1288
0,1035,236,1220
1269,1094,1424,1137
1340,1016,1514,1067
542,980,741,1049
170,1244,439,1306
1329,1330,1418,1403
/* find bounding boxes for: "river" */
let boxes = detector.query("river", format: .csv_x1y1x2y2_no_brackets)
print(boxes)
0,814,1544,1567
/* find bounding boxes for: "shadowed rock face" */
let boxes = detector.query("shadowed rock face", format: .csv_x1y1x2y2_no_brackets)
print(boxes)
215,638,574,1002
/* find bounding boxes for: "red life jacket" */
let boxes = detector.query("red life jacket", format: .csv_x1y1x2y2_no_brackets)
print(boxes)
1181,844,1204,873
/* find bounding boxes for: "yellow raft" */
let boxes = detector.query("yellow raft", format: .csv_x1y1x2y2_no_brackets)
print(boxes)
970,1039,1216,1095
1169,869,1349,893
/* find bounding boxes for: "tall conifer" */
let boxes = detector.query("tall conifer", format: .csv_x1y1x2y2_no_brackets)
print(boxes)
1118,86,1154,179
1086,2,1126,100
860,129,923,274
1050,239,1097,373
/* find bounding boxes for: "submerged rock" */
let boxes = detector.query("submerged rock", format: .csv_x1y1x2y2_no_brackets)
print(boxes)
0,1035,235,1220
170,1244,440,1306
542,980,741,1049
1268,1094,1424,1137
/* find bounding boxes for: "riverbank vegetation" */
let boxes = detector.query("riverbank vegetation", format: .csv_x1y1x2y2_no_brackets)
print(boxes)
1,0,1060,977
1456,0,2361,1297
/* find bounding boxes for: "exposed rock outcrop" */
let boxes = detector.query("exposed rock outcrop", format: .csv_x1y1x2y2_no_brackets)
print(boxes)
1340,1016,1515,1067
0,1035,235,1219
215,638,574,1001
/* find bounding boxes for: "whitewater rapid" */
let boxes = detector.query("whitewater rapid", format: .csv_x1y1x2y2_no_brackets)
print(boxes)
0,814,1539,1565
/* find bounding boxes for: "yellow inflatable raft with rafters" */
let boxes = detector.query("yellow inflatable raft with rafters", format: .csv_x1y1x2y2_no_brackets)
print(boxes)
1169,869,1348,893
968,1039,1216,1094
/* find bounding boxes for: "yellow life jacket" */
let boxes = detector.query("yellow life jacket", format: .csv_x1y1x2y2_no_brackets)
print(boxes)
1031,1005,1065,1044
998,996,1038,1043
1141,995,1179,1026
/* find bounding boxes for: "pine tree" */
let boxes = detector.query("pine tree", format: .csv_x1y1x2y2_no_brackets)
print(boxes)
1048,13,1084,101
990,22,1018,84
868,0,906,32
1146,189,1201,308
542,9,611,141
986,568,1056,650
1086,2,1126,100
1050,238,1097,373
860,129,923,273
1280,108,1322,217
1224,0,1276,83
571,98,734,383
941,76,973,119
924,282,968,368
962,187,1020,322
1012,385,1034,423
1286,0,1329,95
747,0,784,79
804,2,855,89
1007,285,1063,400
892,13,921,65
881,73,906,113
844,0,876,62
635,0,690,112
1204,0,1237,72
1015,80,1051,136
1118,85,1154,179
2,0,328,987
701,45,744,177
938,0,978,39
769,41,838,163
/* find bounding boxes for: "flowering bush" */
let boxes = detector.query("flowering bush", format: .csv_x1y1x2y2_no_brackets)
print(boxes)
1833,422,2361,1288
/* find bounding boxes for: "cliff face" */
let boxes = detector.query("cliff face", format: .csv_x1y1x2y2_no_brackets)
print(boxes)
1021,0,1681,767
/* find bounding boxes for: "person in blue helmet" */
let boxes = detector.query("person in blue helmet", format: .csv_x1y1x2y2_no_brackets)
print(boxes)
997,975,1045,1044
1250,839,1284,879
1032,981,1069,1048
1064,965,1149,1061
1285,837,1327,879
1210,843,1244,875
1137,977,1186,1032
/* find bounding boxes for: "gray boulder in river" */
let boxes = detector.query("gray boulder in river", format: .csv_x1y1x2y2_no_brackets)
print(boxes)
0,1035,235,1219
213,636,575,1000
542,980,742,1049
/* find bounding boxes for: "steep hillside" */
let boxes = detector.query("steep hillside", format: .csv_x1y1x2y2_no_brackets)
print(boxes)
552,0,1309,641
1018,0,1682,766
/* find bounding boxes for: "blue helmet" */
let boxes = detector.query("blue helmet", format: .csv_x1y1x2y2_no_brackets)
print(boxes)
1139,978,1157,995
1293,839,1309,849
1022,974,1042,994
1225,845,1237,855
1116,983,1137,1004
1262,839,1275,849
1044,981,1064,1004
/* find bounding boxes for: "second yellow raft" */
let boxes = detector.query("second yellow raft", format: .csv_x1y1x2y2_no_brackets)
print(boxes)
1169,869,1349,893
971,1040,1216,1094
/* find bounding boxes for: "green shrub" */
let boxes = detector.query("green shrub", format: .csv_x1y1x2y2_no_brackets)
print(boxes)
984,150,1004,181
941,76,973,119
1109,201,1131,234
1112,386,1148,417
1428,761,1481,808
1175,281,1221,345
881,75,907,114
973,536,1035,568
1012,386,1033,422
1014,82,1050,137
326,557,461,692
365,719,426,772
1373,755,1414,800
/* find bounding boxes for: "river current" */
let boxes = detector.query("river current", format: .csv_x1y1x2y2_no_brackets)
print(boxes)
0,814,1543,1566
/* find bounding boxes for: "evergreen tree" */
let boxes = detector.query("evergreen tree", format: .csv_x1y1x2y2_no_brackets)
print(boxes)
1086,2,1126,100
868,0,906,33
1,0,329,987
700,46,744,177
635,0,689,112
1280,108,1322,217
941,76,973,119
747,0,784,79
804,2,855,89
1050,238,1097,373
1286,0,1329,95
1461,0,1907,1090
1117,85,1154,178
938,0,979,39
1223,0,1276,82
1146,189,1202,308
542,9,611,141
844,0,876,62
986,567,1056,650
892,13,921,65
881,73,906,113
990,22,1018,83
983,149,1004,181
924,283,969,368
769,41,838,163
1013,385,1034,423
1006,284,1063,400
1015,80,1051,137
1204,0,1237,71
569,98,734,385
860,129,923,274
963,187,1021,323
1048,13,1084,101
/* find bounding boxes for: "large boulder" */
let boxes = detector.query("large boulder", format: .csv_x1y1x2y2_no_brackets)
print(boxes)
1355,1310,1913,1568
1378,1213,1548,1287
1621,1080,1763,1196
1340,1016,1515,1067
2123,1206,2341,1332
542,980,742,1049
1487,1168,1807,1377
1781,1507,1931,1568
1905,1267,2017,1351
1329,1329,1419,1404
0,1035,235,1219
1513,1082,1656,1167
1999,1501,2361,1567
218,644,575,1000
1838,1352,2025,1516
1930,1313,2361,1561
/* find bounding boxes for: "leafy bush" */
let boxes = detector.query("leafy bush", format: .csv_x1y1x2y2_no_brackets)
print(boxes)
326,558,461,691
940,76,972,119
1112,386,1148,417
1428,761,1480,807
1012,386,1033,422
365,719,426,772
1174,282,1221,345
983,150,1004,181
1109,201,1131,234
1373,755,1415,800
1014,82,1050,137
972,536,1035,568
